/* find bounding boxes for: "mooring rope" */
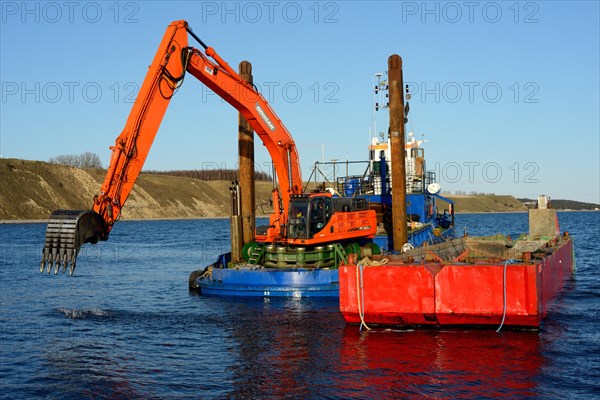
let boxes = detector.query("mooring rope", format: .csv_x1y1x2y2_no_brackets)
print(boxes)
200,266,213,280
357,257,389,267
496,259,518,333
355,258,389,332
356,262,371,331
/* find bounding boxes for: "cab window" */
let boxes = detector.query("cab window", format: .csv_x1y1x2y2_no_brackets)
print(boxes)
288,199,308,239
309,197,332,235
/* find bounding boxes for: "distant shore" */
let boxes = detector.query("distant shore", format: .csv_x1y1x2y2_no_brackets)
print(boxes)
0,215,272,224
3,209,597,225
3,159,597,220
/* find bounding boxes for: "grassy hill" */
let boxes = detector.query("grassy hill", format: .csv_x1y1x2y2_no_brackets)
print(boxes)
439,195,527,213
0,158,274,220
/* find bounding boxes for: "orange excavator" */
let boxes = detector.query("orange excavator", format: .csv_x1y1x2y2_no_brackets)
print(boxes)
40,20,377,275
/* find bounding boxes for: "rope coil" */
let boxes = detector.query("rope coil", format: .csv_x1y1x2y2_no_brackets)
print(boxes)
200,266,213,280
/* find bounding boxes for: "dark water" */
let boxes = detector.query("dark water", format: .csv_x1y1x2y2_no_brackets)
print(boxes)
1,212,598,399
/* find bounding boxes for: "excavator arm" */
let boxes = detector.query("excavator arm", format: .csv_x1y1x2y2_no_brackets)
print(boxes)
41,20,302,274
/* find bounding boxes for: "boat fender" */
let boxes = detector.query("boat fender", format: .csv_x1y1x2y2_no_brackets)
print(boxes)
188,265,213,290
188,269,203,290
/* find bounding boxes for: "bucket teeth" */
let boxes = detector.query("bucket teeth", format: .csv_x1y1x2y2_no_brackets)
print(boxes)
40,209,106,276
48,247,57,273
56,251,67,274
69,259,77,276
40,247,49,272
69,249,77,275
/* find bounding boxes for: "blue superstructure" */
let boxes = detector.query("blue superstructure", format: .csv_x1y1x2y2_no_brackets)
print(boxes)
195,134,456,298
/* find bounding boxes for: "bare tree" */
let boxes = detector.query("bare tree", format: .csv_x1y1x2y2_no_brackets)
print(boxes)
49,152,103,168
78,152,103,168
143,168,272,181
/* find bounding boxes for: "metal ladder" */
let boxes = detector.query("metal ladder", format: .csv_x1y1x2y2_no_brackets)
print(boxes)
333,243,349,267
248,246,265,265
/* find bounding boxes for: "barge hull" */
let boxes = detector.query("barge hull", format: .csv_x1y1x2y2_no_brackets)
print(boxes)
198,267,339,298
339,237,574,328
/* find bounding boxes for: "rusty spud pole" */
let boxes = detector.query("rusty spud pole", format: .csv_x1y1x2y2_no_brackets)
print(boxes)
238,61,255,248
388,55,408,249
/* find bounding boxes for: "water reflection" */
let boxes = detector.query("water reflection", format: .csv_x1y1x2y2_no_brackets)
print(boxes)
338,326,543,398
222,297,343,398
221,296,545,398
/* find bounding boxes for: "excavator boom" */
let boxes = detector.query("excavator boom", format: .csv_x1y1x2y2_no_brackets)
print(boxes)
41,20,303,274
41,20,375,275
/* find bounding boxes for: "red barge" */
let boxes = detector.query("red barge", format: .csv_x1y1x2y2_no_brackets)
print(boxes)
339,205,575,329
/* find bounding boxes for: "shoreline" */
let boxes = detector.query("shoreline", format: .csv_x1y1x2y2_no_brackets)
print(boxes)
0,216,248,225
0,214,273,225
2,209,596,225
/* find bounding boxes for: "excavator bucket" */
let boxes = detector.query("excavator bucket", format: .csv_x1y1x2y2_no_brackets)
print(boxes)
40,210,106,275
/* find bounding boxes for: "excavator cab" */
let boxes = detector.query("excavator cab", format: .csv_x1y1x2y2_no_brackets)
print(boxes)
287,195,334,239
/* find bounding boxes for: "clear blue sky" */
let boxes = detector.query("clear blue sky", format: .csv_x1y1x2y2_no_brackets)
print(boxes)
1,1,599,203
